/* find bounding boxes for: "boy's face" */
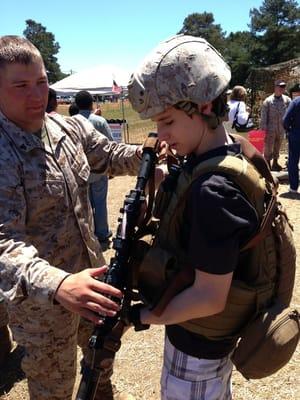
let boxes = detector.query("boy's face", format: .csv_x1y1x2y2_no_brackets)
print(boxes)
0,59,49,132
152,106,205,156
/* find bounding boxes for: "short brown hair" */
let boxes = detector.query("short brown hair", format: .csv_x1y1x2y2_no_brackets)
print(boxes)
0,35,42,69
230,85,247,101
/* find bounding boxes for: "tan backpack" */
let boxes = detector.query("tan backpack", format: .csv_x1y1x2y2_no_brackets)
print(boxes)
230,136,299,380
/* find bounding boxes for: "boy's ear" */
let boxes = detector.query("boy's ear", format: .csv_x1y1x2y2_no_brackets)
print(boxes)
198,102,213,116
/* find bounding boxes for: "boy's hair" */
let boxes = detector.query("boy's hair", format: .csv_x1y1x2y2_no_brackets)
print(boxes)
0,35,42,70
175,90,229,129
75,90,93,110
230,86,247,101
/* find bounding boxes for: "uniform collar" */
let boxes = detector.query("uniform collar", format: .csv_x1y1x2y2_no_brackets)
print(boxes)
0,110,66,153
79,109,92,119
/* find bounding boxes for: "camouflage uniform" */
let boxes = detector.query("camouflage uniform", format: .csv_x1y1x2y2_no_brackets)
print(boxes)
260,94,291,161
0,112,140,399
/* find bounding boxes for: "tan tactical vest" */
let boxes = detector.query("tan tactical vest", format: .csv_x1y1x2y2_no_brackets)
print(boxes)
137,152,289,340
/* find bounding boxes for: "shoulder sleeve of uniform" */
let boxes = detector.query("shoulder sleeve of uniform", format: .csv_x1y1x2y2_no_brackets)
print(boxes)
63,114,95,149
64,115,140,176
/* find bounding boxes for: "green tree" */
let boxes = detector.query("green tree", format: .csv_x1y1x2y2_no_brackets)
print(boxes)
23,19,66,83
250,0,300,66
223,31,256,86
178,12,226,52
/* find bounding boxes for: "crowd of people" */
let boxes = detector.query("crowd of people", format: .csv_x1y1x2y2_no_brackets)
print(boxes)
226,80,299,193
0,33,299,400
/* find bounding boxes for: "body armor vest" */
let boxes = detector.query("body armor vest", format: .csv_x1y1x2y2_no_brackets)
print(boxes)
136,150,295,340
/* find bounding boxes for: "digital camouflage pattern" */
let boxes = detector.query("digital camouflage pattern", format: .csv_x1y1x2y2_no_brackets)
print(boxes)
128,34,231,119
0,112,140,305
260,94,291,160
0,112,140,399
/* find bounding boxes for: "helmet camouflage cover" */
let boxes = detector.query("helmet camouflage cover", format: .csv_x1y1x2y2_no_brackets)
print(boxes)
128,34,231,119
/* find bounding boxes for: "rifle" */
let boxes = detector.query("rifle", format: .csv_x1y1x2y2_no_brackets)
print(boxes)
76,132,159,400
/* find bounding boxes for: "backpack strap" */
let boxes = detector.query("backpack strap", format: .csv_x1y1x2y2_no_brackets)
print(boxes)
231,134,278,251
232,102,240,129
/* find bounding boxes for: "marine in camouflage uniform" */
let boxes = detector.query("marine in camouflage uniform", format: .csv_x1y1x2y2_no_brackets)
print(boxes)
260,80,291,170
0,111,140,399
0,36,139,400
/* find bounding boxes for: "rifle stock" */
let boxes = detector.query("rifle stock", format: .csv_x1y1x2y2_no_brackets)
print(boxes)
76,132,159,400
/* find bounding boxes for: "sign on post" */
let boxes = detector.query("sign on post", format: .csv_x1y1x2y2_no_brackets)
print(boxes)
107,119,128,143
109,123,123,143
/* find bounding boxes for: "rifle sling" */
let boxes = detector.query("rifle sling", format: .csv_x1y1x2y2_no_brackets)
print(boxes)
92,321,125,367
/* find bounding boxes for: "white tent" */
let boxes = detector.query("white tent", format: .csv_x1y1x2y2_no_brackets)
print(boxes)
50,64,131,96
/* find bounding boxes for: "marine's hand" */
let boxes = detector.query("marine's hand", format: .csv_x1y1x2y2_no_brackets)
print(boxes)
54,266,122,324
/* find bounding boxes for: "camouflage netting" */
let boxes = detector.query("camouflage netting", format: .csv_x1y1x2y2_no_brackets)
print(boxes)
246,58,300,126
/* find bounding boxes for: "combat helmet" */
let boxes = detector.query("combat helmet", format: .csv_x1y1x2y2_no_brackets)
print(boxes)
128,34,231,120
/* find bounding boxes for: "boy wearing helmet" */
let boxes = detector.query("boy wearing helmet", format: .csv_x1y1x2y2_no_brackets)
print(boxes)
127,35,261,399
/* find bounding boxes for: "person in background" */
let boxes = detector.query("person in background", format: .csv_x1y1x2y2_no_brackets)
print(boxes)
68,101,79,116
46,87,58,115
227,85,250,126
0,35,141,400
283,95,300,194
75,90,113,244
94,105,102,116
260,80,291,171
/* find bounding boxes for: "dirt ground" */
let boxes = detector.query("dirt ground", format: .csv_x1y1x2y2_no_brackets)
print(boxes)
0,156,299,400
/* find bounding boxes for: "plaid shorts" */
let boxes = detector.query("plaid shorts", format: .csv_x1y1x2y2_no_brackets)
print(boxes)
161,336,233,400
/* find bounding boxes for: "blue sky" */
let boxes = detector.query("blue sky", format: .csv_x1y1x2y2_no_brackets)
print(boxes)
2,1,267,77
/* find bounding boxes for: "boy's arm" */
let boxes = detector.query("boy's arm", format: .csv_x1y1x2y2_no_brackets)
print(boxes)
140,269,233,325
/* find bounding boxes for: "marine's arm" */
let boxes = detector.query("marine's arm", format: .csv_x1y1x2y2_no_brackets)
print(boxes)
260,99,269,131
0,161,122,320
66,114,141,176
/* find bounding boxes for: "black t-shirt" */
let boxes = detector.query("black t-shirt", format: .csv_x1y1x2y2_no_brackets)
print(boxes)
166,143,260,359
